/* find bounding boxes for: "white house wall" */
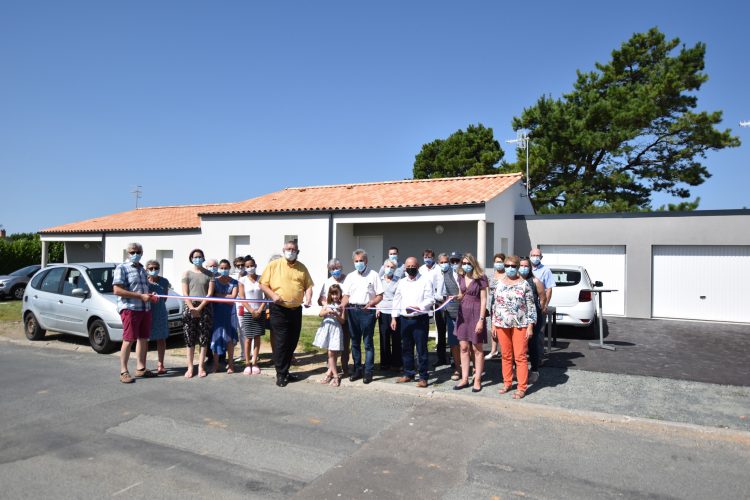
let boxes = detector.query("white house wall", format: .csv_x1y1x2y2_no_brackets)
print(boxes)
485,187,522,266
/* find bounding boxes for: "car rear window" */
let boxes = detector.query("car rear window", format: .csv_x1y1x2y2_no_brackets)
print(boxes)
551,270,581,287
86,267,115,293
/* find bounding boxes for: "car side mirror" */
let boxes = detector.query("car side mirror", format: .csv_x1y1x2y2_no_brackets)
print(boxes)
72,288,89,298
594,281,603,288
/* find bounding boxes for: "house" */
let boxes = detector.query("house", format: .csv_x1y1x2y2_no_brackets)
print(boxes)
39,173,532,308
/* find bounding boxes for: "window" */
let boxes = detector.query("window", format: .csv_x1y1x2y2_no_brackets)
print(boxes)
30,270,49,290
62,268,88,296
551,270,582,287
40,267,66,293
229,236,251,260
86,266,115,293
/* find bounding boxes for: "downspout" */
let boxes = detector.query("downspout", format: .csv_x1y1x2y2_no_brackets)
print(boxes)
327,212,334,262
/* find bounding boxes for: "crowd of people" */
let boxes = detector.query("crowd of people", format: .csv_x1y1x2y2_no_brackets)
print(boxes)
113,240,555,399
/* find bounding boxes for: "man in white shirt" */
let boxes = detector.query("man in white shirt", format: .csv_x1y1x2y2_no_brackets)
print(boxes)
418,248,445,310
392,257,434,388
341,249,384,384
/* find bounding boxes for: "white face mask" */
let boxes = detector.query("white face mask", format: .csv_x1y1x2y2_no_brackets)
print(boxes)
284,250,297,262
246,266,256,274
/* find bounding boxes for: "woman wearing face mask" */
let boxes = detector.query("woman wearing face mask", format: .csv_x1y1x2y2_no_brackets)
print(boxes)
519,257,546,384
377,258,402,372
485,253,506,360
145,259,171,375
492,255,537,399
238,257,265,375
453,253,489,393
182,248,215,378
210,259,239,374
318,258,350,377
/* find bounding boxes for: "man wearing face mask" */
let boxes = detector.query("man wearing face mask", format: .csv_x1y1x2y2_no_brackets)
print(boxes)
418,249,445,317
260,240,314,387
392,257,435,388
433,253,452,367
113,242,157,383
529,248,555,312
341,249,384,384
205,258,219,277
378,246,405,279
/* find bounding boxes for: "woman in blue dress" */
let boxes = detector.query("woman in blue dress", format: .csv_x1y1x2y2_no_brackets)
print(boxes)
145,259,171,375
211,259,239,373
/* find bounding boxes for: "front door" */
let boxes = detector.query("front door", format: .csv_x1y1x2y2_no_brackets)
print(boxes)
357,236,383,272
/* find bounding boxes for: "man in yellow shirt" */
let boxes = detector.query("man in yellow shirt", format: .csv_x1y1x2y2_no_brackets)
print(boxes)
260,240,314,387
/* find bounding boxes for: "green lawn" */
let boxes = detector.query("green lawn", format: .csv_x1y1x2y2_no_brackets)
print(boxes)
0,300,22,322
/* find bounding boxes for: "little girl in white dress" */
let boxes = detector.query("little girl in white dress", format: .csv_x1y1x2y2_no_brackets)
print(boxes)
313,284,346,387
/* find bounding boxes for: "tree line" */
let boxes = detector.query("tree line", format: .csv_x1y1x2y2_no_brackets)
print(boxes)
0,233,63,275
412,28,740,213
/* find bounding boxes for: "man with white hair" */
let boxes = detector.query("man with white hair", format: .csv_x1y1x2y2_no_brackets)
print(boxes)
113,242,156,383
341,248,383,384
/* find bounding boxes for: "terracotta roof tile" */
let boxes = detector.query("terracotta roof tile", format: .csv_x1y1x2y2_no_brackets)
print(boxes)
39,203,232,234
201,173,523,215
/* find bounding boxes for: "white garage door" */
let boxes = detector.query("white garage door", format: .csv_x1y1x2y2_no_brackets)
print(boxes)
652,246,750,323
540,245,626,315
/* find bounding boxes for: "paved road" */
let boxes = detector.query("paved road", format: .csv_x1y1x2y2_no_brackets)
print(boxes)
1,343,749,499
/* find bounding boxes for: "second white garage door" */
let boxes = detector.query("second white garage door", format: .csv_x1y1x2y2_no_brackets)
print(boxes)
539,245,625,315
652,245,750,323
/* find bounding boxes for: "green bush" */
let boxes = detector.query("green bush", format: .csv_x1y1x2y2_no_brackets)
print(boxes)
0,234,63,274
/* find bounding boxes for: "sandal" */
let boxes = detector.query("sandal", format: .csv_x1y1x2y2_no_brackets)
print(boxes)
513,390,526,399
156,366,167,375
136,368,156,378
319,374,333,384
498,385,512,395
329,377,340,387
450,371,460,381
226,367,234,374
120,371,134,384
251,365,261,375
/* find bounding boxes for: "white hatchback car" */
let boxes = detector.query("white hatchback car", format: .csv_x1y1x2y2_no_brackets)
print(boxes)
547,265,601,328
22,263,183,353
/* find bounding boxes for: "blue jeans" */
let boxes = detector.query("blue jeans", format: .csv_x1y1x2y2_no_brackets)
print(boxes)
348,308,376,375
400,315,430,380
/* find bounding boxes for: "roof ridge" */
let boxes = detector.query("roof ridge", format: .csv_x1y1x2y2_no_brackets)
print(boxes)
285,172,522,191
133,202,235,210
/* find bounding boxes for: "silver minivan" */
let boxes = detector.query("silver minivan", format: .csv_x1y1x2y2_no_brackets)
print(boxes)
22,263,183,353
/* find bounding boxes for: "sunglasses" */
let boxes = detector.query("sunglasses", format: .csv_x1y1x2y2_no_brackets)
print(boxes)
128,251,142,255
505,264,519,268
147,267,159,271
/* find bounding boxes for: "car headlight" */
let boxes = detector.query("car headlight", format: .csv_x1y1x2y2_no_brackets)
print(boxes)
0,280,7,287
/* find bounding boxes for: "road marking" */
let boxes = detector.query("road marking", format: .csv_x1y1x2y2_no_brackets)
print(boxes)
111,482,142,496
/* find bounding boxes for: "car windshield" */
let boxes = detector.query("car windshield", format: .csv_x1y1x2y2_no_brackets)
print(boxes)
551,269,582,287
86,267,115,293
10,265,36,277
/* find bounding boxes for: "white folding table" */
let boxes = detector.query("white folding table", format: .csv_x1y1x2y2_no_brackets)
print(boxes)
587,288,618,351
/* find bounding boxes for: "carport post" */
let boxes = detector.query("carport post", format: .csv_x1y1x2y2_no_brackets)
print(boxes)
41,240,49,268
477,219,486,268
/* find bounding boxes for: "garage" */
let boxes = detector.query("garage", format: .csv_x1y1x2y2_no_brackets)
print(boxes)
652,245,750,323
539,245,626,315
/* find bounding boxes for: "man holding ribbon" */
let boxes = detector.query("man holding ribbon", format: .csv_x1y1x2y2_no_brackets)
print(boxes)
341,249,383,384
392,257,434,388
114,242,156,383
260,240,314,387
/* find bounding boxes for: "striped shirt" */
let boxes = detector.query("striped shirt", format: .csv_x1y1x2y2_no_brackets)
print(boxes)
113,261,151,313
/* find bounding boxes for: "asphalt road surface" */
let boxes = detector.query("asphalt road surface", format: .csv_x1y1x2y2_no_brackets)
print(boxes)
1,342,748,500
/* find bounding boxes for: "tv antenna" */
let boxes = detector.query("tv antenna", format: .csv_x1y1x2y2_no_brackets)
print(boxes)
132,185,142,209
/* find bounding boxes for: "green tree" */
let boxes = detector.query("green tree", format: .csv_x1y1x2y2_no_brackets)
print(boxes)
413,124,504,179
502,27,740,213
0,234,63,274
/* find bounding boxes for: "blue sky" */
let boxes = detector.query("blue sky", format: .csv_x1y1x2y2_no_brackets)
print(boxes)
1,0,748,233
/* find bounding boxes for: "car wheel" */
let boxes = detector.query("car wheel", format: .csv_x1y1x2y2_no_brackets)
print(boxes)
24,312,46,341
89,319,115,354
11,284,26,300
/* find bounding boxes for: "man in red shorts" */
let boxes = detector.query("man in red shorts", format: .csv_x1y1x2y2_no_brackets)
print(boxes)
114,242,156,383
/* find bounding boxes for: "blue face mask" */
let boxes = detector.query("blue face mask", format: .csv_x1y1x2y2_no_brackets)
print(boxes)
530,256,541,266
384,267,394,277
389,254,398,263
493,262,504,271
148,269,159,277
462,264,473,274
209,266,218,274
439,263,450,272
331,269,342,278
519,266,530,277
451,263,459,272
354,262,366,273
424,258,434,267
505,266,518,278
218,269,230,277
192,257,204,266
129,253,142,264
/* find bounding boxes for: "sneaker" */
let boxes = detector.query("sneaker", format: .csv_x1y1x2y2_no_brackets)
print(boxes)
243,366,252,376
251,365,261,375
484,352,499,360
528,371,540,385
